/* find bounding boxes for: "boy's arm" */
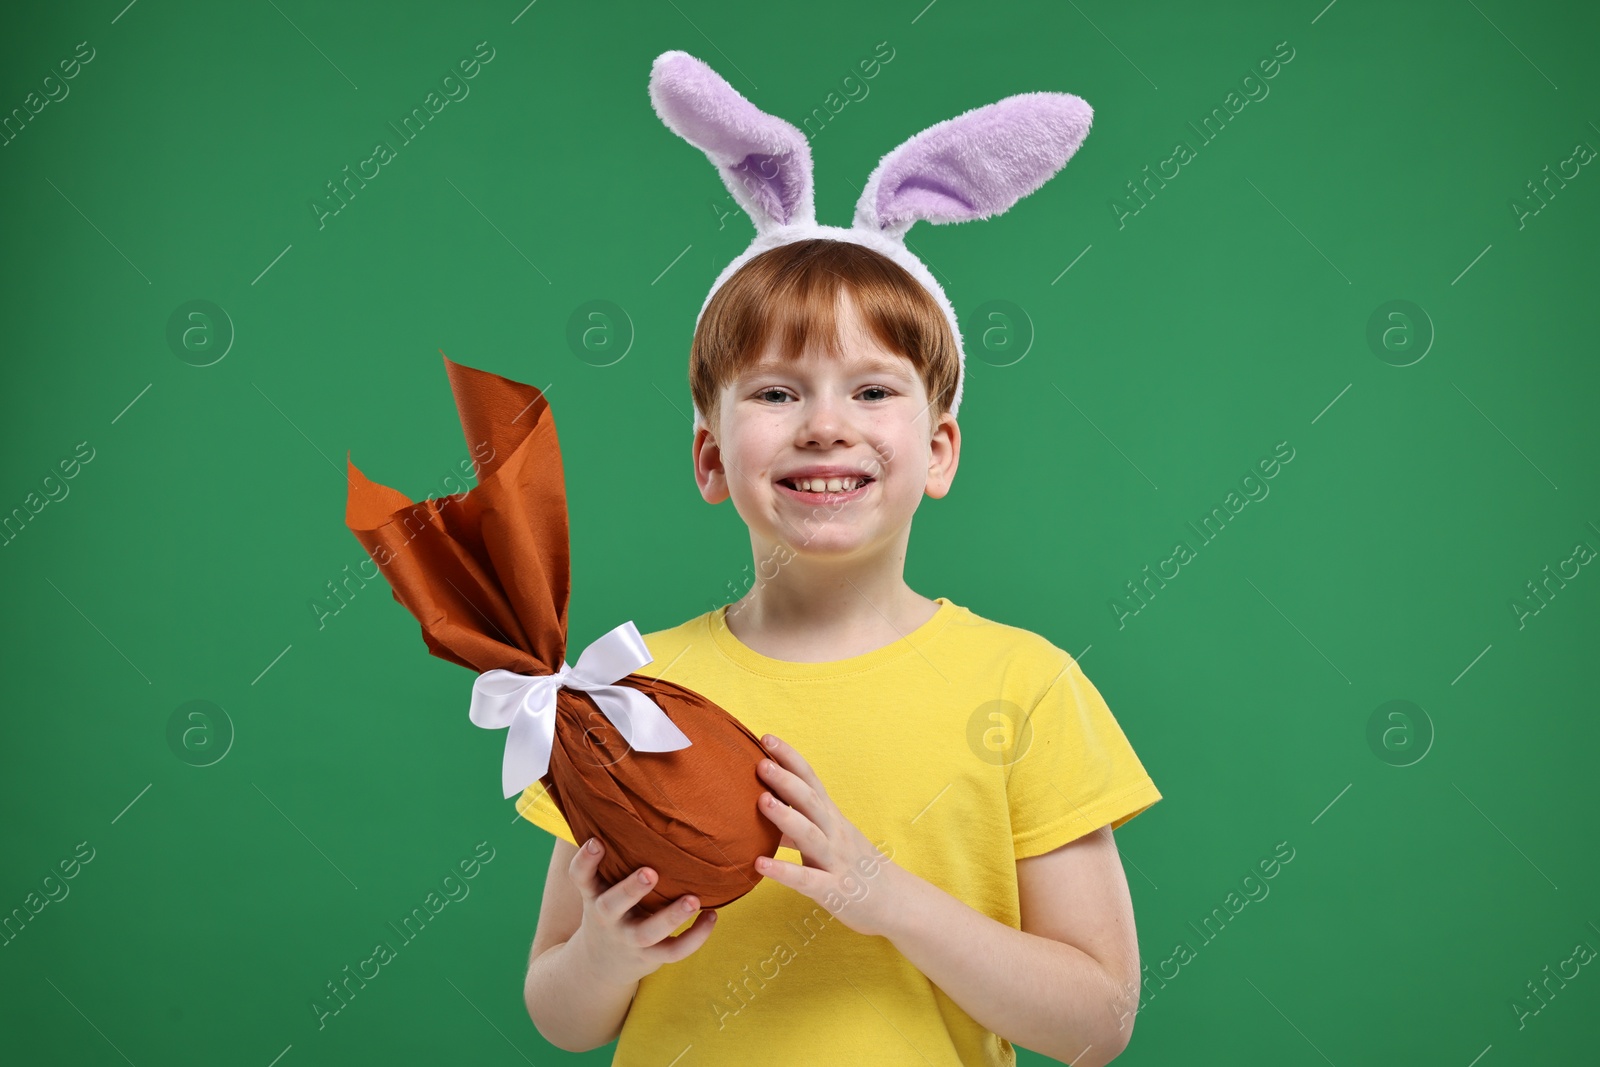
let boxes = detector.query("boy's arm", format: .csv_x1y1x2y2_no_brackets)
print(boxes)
1017,826,1142,1050
523,839,638,1052
878,824,1140,1067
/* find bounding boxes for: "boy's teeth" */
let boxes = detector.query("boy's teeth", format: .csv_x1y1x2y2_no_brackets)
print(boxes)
792,477,867,492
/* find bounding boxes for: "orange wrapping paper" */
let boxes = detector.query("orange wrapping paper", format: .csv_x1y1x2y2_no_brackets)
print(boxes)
344,352,779,910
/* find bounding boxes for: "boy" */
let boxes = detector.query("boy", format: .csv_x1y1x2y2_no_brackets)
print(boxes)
516,238,1162,1065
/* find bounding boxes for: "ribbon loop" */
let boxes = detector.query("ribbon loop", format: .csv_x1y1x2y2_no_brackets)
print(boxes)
468,620,692,798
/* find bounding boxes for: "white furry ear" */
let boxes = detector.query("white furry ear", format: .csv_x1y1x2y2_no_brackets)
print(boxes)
649,51,816,234
854,91,1094,239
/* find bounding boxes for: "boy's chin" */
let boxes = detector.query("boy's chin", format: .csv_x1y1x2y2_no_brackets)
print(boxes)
763,525,907,560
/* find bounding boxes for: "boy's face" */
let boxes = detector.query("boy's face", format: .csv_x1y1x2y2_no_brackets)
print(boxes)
692,291,960,567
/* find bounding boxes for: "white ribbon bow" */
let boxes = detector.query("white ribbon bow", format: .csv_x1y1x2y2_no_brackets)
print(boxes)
468,620,693,798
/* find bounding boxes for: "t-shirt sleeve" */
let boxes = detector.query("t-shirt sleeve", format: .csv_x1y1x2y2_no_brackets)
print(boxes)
1005,657,1162,860
516,780,579,847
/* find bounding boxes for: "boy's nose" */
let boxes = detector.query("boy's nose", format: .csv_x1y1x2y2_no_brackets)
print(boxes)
796,392,853,445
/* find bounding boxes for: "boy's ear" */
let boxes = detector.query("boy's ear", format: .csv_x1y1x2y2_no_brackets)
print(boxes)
692,423,731,504
923,413,960,500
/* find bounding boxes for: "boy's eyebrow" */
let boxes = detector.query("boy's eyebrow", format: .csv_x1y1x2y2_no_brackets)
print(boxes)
742,352,915,379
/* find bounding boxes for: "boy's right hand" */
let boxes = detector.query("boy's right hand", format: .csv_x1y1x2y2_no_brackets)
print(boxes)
565,837,718,987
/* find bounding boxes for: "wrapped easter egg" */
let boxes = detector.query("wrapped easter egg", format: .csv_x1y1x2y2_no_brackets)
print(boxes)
344,352,779,910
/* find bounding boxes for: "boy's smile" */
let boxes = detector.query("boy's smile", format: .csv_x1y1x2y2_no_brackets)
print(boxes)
773,464,877,503
773,479,875,504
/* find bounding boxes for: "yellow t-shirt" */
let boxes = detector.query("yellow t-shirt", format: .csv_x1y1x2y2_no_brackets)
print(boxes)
518,596,1162,1065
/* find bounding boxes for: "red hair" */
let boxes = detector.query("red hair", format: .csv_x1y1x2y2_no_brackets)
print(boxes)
689,239,959,429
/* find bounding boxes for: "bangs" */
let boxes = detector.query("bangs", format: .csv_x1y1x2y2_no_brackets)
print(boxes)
689,239,959,427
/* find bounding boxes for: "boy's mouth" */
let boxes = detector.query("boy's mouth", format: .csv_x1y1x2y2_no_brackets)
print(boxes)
775,475,875,501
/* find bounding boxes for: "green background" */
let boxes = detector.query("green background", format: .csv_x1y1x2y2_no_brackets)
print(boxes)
3,0,1596,1063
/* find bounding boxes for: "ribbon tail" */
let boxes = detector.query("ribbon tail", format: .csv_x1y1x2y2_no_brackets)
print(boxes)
588,685,693,754
500,700,556,799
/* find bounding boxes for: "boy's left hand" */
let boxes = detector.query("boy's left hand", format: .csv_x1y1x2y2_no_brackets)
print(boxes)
753,734,903,939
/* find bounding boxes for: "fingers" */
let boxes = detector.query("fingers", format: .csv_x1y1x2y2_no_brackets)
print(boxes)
572,839,675,926
758,773,825,847
757,752,824,828
566,836,608,903
567,838,654,914
630,891,708,946
599,865,670,925
569,831,604,902
759,790,809,848
568,838,720,961
649,908,718,963
761,734,819,789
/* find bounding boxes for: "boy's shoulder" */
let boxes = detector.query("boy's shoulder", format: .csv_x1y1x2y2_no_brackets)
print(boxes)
939,603,1084,708
942,600,1077,669
644,606,715,637
639,607,717,666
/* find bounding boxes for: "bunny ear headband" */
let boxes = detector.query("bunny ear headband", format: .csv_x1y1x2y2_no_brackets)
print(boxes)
647,50,1095,429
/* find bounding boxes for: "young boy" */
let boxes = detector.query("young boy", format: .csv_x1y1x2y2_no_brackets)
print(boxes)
517,238,1162,1065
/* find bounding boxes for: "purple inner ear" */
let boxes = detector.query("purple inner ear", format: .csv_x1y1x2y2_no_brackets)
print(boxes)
864,92,1094,233
887,175,976,219
731,151,804,227
649,52,816,233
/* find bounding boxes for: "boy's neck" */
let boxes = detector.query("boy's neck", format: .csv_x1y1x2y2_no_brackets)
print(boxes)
723,575,941,664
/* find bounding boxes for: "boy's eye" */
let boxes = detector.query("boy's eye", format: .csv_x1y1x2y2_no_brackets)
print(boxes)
754,386,894,403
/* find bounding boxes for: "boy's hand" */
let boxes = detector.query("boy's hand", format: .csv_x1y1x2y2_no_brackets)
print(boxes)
753,734,902,939
565,837,718,988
